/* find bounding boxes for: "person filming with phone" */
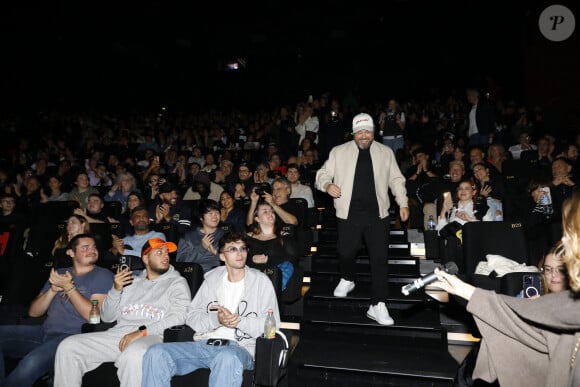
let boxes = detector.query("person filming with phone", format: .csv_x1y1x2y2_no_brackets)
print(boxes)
433,190,580,386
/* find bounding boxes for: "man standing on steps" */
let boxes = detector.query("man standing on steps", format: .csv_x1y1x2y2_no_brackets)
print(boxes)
315,112,409,326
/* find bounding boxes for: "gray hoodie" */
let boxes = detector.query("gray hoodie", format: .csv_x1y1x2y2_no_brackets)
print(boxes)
101,265,191,336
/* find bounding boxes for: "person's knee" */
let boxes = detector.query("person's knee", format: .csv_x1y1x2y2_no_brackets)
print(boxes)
212,349,242,370
143,343,165,363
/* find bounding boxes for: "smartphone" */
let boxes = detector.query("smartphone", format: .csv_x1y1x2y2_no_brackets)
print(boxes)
207,338,230,346
523,274,543,298
119,255,133,272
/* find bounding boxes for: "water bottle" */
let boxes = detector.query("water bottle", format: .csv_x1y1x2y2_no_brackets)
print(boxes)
264,308,276,339
89,299,100,324
539,187,554,216
427,215,436,231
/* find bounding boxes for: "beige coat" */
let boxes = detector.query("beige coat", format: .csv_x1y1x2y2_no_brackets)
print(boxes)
315,140,408,220
467,289,580,386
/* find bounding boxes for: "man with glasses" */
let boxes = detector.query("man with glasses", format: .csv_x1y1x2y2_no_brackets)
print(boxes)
142,231,280,387
54,237,191,387
0,234,113,387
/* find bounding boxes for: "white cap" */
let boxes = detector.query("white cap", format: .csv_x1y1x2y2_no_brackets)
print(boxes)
352,113,374,133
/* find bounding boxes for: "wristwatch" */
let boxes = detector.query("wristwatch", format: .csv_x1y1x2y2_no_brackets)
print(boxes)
139,325,147,337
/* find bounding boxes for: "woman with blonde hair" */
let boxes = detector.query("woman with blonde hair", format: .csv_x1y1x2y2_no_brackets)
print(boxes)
435,189,580,386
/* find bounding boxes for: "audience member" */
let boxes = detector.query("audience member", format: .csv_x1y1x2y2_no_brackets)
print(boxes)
176,199,225,272
0,234,113,387
141,231,280,387
246,202,301,301
433,189,580,386
54,237,191,387
52,214,91,268
67,171,99,210
219,191,246,232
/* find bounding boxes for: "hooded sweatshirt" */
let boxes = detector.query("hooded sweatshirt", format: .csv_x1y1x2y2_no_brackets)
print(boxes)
101,265,191,336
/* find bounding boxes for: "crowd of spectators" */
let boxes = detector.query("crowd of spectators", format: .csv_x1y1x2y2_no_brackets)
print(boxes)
0,88,578,281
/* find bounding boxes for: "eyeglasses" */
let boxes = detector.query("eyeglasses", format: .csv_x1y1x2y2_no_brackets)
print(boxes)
223,246,248,254
541,266,567,276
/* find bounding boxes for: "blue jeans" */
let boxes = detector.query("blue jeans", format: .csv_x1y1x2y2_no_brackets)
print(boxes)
382,136,404,154
142,340,254,387
0,324,69,387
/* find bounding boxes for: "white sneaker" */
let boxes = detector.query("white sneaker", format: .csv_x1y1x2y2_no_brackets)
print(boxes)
367,302,394,326
333,278,355,297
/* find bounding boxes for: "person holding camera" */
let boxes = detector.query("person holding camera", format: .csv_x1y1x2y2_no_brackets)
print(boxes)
54,237,191,387
379,98,406,153
433,189,580,386
316,112,409,326
245,177,298,228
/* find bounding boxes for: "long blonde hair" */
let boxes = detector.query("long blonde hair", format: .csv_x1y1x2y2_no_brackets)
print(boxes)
561,190,580,292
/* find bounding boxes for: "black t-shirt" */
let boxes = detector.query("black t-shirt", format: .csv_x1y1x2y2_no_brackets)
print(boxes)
349,148,379,218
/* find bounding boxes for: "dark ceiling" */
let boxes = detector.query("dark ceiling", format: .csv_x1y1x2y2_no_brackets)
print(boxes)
0,0,576,112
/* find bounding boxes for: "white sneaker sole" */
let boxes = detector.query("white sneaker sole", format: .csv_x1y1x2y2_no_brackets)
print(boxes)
366,311,394,326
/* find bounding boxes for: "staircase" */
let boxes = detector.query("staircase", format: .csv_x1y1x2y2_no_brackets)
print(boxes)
288,208,460,386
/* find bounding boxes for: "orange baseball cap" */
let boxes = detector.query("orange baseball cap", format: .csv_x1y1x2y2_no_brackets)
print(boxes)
141,237,177,256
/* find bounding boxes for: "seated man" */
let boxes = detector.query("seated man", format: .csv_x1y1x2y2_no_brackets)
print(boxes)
106,205,166,268
0,234,113,387
142,231,280,387
176,199,225,273
53,237,191,387
73,193,111,224
286,163,315,209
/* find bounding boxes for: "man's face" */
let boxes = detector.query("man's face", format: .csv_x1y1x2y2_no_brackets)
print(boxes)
160,191,178,206
470,149,484,165
130,209,150,232
272,182,290,205
68,237,98,266
238,166,251,181
552,159,571,178
1,197,16,214
449,164,464,183
286,168,300,184
414,152,428,166
144,247,170,276
219,240,248,270
201,209,220,228
354,129,374,150
87,196,104,214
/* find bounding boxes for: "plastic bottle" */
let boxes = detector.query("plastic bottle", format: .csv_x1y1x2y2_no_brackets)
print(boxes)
427,215,436,231
540,186,554,216
89,299,100,324
264,308,276,339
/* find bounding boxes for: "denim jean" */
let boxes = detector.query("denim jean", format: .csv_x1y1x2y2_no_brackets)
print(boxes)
0,324,69,387
142,340,254,387
382,136,404,154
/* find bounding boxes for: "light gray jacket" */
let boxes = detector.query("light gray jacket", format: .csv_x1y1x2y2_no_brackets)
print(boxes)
315,140,408,219
186,266,280,359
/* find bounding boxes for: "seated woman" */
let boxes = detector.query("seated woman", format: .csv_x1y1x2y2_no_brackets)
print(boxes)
436,179,489,272
219,190,245,232
52,214,90,268
246,201,300,303
434,191,580,386
472,162,505,221
104,172,141,213
517,241,568,298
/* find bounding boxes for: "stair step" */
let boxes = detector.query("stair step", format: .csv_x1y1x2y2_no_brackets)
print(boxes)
305,277,433,303
290,328,458,386
303,302,441,331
